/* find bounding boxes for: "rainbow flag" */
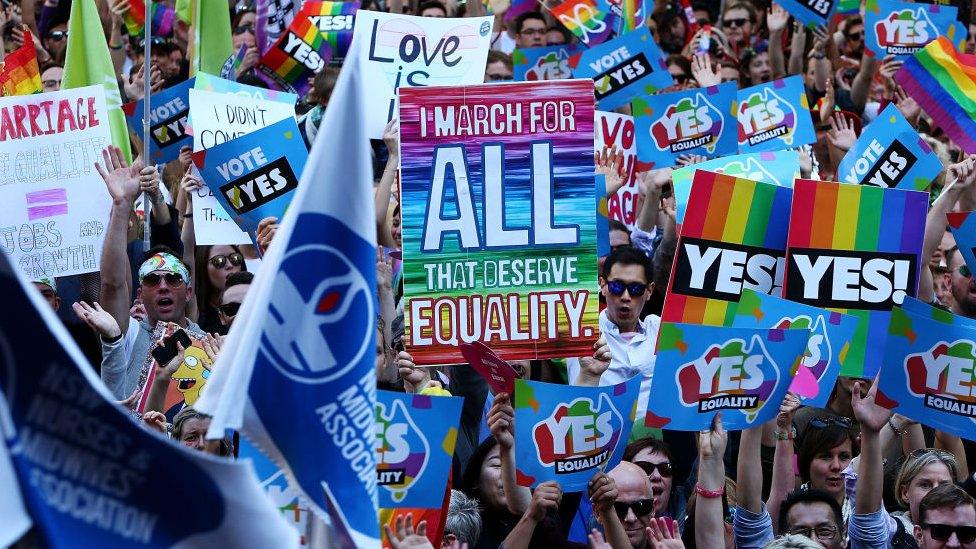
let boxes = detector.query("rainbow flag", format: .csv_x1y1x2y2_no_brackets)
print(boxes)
0,30,41,96
548,0,617,46
306,1,358,59
123,0,176,37
661,171,792,327
895,36,976,153
783,180,927,377
256,6,332,94
619,0,647,32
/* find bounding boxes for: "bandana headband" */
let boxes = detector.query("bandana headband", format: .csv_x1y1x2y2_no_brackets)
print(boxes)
138,253,190,285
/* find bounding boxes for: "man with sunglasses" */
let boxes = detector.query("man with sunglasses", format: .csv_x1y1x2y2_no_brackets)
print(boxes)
915,485,976,548
218,271,253,329
595,461,656,549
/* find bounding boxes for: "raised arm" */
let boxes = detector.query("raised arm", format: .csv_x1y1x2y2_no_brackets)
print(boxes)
488,392,532,515
376,119,400,249
501,481,562,549
767,393,800,533
919,156,976,302
787,23,806,77
852,380,891,515
766,3,789,78
696,414,729,549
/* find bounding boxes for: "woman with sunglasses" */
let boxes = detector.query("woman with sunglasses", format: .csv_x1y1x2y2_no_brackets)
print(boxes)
623,436,686,526
191,245,247,335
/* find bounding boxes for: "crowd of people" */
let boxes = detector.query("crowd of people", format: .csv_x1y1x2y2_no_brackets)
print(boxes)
14,0,976,547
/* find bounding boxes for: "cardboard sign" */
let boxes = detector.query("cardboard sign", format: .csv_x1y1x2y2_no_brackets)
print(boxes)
375,390,463,508
661,171,793,326
0,86,113,279
459,341,518,395
732,289,856,404
257,7,333,94
864,0,957,60
547,0,619,47
737,76,815,153
513,44,582,81
193,117,307,236
306,1,359,59
194,71,299,104
353,11,493,138
838,104,942,191
775,0,838,27
646,323,807,430
237,438,311,542
632,82,738,169
901,295,976,329
947,211,976,277
514,376,640,490
122,78,193,164
572,27,672,110
399,80,600,364
594,111,639,229
784,179,928,377
672,150,800,225
879,306,976,438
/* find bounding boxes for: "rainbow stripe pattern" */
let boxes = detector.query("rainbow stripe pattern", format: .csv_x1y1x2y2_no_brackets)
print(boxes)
0,31,41,96
548,0,617,46
784,179,927,377
257,7,333,94
123,0,176,37
307,1,358,59
661,171,792,326
620,0,646,32
895,36,976,153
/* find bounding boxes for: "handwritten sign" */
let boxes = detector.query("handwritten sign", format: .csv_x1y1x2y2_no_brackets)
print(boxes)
594,111,638,228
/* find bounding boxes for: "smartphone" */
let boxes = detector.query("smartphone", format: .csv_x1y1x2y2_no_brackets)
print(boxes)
151,329,191,364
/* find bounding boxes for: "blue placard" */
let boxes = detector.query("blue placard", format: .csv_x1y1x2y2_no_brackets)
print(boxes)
376,390,463,508
123,78,194,164
947,211,976,279
572,27,672,110
737,76,816,153
775,0,838,27
645,324,808,431
632,82,738,169
864,0,958,60
901,295,976,329
671,150,800,224
838,104,943,191
512,44,582,81
193,117,308,236
513,377,640,491
878,306,976,439
731,289,857,408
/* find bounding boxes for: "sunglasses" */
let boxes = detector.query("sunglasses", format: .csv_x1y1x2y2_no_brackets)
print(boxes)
606,280,648,297
672,73,688,84
846,31,863,41
46,30,67,41
219,302,242,316
957,265,973,278
614,498,655,519
486,73,514,82
635,461,673,478
809,416,853,429
923,523,976,543
234,24,255,35
722,17,750,28
142,272,186,287
209,252,244,269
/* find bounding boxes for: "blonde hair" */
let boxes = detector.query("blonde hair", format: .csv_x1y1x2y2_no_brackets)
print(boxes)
763,534,824,549
895,449,959,509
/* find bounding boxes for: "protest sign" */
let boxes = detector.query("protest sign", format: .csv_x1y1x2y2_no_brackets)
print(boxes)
838,103,942,190
353,11,493,138
193,117,307,237
632,82,738,169
661,171,793,326
459,341,518,395
947,211,976,277
306,1,359,59
902,295,976,328
775,0,838,27
737,75,815,153
864,0,957,60
220,45,248,81
672,150,800,225
194,71,299,104
513,377,640,490
731,289,856,405
122,78,193,164
257,6,334,94
783,179,928,378
188,85,296,245
237,438,311,542
376,390,463,508
547,0,619,46
596,174,611,257
135,322,210,417
645,324,808,430
399,79,600,364
594,111,639,228
513,44,581,81
0,85,113,280
572,27,672,110
878,306,976,439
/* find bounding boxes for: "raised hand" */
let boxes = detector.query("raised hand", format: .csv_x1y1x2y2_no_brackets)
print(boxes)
95,146,142,203
699,412,727,461
384,515,433,549
826,112,857,152
647,517,686,548
595,145,626,195
947,155,976,190
851,379,891,434
487,392,515,450
257,216,279,253
767,3,790,34
383,118,401,155
527,481,562,521
587,472,618,515
690,54,721,88
397,350,430,393
776,392,801,432
139,164,163,202
72,301,122,338
142,410,167,433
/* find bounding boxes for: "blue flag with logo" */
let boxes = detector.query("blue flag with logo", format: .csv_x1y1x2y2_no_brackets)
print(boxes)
775,0,838,27
194,35,379,547
645,324,808,431
731,289,857,407
193,117,308,237
513,377,640,491
376,391,462,509
737,75,816,153
864,0,957,60
572,27,672,111
838,104,942,191
512,44,582,81
901,295,976,329
0,244,297,547
632,82,738,169
878,306,976,439
122,78,193,164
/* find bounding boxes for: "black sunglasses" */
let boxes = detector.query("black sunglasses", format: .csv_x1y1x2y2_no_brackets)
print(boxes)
614,498,655,519
209,252,244,269
607,280,648,297
957,264,973,278
722,17,750,28
846,31,863,41
809,416,853,429
486,73,514,82
635,461,673,478
234,24,255,35
923,523,976,543
142,272,185,287
219,302,242,316
46,30,67,41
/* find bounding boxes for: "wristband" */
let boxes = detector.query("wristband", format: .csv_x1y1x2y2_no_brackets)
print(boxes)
695,483,724,498
773,426,796,441
101,332,123,344
182,213,193,219
888,416,904,437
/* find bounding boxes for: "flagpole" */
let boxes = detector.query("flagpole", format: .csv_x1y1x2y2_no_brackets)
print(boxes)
142,0,153,251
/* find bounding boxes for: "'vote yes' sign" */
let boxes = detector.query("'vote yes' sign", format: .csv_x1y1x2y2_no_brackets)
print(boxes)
123,78,193,164
784,179,927,377
737,76,815,153
864,0,957,60
573,27,672,111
